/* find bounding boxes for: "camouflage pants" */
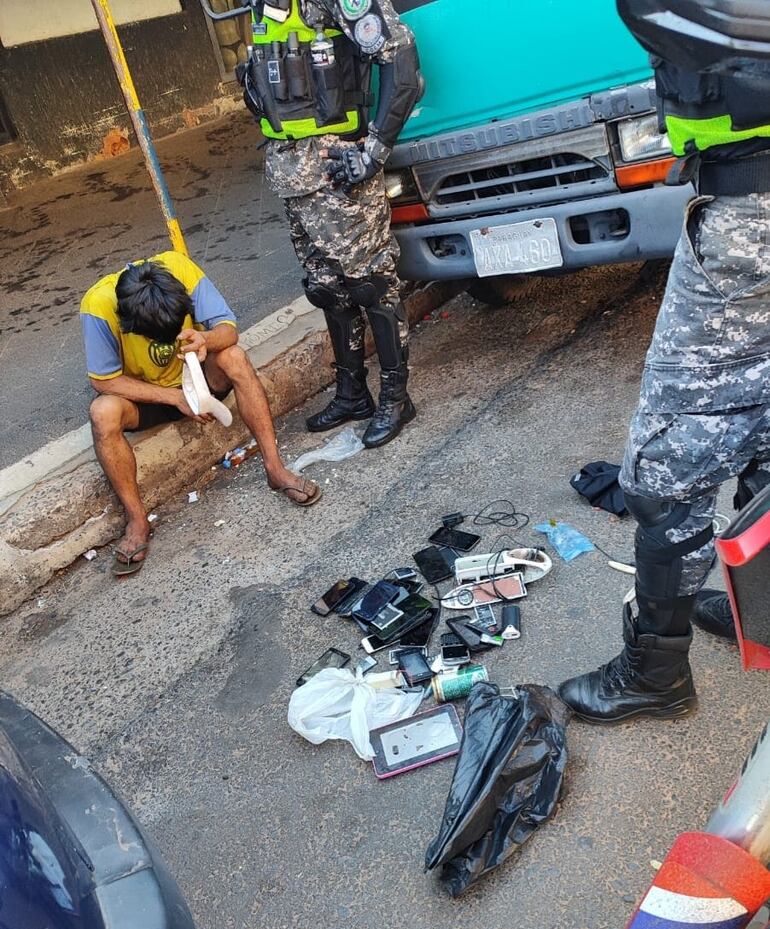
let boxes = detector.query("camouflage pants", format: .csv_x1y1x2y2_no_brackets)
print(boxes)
620,193,770,595
284,174,408,356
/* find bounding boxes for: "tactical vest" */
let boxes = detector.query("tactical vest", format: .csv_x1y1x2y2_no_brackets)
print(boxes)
245,2,372,141
654,58,770,157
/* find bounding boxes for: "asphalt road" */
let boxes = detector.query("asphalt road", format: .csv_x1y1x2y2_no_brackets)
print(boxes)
0,111,300,468
2,262,767,929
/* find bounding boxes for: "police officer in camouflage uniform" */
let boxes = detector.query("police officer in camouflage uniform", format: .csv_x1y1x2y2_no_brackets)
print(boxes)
560,0,770,723
236,0,421,448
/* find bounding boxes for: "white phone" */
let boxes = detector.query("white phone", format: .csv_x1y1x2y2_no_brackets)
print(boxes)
361,632,396,654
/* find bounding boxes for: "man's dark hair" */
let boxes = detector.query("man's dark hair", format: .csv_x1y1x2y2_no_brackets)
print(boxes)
116,261,193,343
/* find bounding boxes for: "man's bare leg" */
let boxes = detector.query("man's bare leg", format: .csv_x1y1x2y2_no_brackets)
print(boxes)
90,394,151,560
205,346,316,503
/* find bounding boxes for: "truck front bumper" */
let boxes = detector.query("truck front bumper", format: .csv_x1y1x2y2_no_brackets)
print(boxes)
393,184,694,281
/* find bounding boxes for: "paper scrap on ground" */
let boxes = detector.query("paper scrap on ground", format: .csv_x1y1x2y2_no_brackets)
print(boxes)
188,491,199,503
83,549,97,561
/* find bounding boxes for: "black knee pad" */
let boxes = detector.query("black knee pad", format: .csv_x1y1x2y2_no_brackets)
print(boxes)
343,275,390,308
625,495,691,540
303,278,341,312
625,492,712,603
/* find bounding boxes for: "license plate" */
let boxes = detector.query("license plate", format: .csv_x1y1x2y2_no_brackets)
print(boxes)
469,218,563,277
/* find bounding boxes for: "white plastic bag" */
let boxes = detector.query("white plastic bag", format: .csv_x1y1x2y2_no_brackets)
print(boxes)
287,668,423,760
290,426,364,474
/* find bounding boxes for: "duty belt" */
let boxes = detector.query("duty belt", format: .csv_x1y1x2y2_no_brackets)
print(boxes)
699,152,770,196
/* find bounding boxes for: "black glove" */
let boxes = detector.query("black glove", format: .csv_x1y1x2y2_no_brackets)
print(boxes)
326,144,382,194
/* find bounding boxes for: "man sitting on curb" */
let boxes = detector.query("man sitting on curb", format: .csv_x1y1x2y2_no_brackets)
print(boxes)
81,251,321,577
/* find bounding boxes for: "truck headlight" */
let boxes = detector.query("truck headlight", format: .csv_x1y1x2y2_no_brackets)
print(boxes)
617,113,672,163
384,168,420,204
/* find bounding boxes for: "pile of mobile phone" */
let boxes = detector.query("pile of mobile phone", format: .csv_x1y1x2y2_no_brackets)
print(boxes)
412,527,481,584
309,571,439,656
298,521,524,693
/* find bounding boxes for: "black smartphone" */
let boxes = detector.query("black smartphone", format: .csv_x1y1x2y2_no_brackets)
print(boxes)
295,647,350,687
334,578,369,617
353,580,402,623
361,596,433,652
393,577,424,596
440,643,470,666
397,649,433,686
414,545,455,584
400,607,440,648
311,579,358,616
429,526,481,552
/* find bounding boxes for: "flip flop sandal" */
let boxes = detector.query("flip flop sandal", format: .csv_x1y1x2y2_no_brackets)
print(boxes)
274,479,323,508
112,543,149,577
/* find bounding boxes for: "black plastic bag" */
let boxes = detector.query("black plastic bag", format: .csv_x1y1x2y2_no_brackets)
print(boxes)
570,460,628,516
425,683,570,896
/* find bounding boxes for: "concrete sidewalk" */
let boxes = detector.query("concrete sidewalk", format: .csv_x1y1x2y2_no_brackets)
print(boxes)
0,109,298,468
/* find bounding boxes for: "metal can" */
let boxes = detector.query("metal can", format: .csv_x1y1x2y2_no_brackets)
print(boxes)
432,664,488,703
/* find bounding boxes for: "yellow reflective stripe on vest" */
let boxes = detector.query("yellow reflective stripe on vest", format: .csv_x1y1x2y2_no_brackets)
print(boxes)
261,110,361,140
666,114,770,156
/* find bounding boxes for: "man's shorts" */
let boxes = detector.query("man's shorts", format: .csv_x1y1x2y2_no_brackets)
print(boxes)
129,389,231,432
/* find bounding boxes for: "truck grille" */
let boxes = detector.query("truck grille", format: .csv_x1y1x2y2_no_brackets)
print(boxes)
435,153,606,206
412,124,616,219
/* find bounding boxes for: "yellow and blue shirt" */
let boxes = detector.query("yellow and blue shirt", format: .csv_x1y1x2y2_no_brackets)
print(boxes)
80,252,237,388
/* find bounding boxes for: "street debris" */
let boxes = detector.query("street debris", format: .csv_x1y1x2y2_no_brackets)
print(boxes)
287,667,423,760
83,549,97,561
570,460,628,516
214,519,226,528
432,665,488,702
187,491,199,503
290,425,364,474
425,683,570,896
534,519,595,561
222,438,259,469
147,513,159,523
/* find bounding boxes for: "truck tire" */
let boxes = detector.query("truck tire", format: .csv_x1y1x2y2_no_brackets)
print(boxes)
467,274,538,307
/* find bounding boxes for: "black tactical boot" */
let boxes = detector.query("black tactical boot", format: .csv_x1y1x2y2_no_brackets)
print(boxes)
693,589,736,641
362,299,415,448
558,605,697,723
306,364,375,432
362,366,416,448
306,307,375,433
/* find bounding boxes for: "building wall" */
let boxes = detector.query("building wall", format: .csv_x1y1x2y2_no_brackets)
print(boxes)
0,1,230,191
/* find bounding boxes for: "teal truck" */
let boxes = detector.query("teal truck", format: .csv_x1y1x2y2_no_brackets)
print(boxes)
200,0,691,297
387,0,692,295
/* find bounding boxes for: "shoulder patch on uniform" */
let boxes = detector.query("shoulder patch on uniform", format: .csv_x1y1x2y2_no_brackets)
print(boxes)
354,12,386,54
340,0,371,20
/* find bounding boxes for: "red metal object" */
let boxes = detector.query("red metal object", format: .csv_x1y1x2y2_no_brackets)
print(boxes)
625,832,770,928
715,485,770,671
